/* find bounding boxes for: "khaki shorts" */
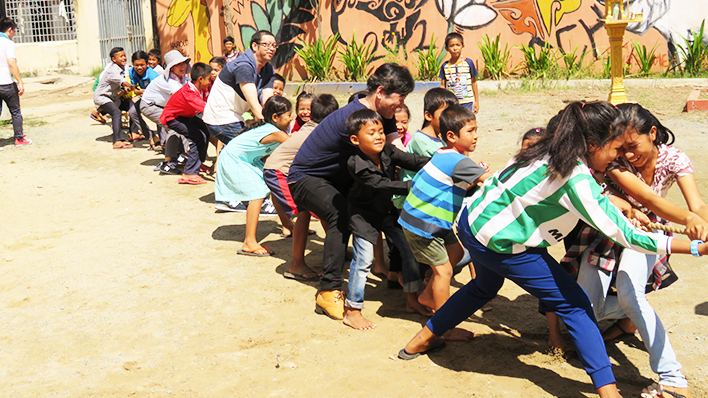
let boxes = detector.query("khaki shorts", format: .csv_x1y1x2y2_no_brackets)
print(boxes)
403,228,458,267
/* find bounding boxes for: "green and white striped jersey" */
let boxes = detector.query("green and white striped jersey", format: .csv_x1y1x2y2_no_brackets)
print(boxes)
463,156,672,255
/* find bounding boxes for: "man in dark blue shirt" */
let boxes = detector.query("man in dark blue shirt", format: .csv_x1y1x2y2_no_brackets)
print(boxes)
288,63,415,320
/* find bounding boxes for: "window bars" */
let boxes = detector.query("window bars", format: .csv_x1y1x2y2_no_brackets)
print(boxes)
4,0,77,43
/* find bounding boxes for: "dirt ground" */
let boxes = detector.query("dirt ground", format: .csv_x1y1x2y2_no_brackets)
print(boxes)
1,76,707,397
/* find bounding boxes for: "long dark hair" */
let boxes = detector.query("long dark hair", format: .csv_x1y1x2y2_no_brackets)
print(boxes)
238,95,292,134
516,101,620,179
614,103,675,146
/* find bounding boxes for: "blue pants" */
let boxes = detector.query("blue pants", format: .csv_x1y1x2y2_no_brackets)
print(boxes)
426,206,616,389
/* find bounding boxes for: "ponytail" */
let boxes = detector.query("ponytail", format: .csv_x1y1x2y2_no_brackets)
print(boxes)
516,101,620,179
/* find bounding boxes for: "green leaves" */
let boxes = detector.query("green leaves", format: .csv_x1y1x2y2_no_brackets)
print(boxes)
294,33,341,81
339,31,375,82
519,42,558,79
414,34,445,81
678,19,706,76
632,41,659,77
478,34,513,80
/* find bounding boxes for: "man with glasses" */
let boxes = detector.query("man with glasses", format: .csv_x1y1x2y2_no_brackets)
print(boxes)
203,30,277,145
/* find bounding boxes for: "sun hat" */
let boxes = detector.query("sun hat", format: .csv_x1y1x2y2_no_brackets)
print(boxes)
162,50,191,79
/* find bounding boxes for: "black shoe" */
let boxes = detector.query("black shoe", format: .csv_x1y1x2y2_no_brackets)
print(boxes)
159,161,181,175
176,154,187,166
153,161,164,171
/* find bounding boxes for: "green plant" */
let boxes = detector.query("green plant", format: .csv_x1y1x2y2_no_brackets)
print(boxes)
294,33,340,82
415,34,445,81
602,53,612,78
632,41,660,77
561,46,588,78
338,31,375,82
90,66,103,79
519,42,558,78
478,34,514,80
678,19,706,76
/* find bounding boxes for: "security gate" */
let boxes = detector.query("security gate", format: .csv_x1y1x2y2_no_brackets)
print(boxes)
97,0,147,66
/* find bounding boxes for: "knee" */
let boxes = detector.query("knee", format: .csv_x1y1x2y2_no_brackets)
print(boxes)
433,263,453,278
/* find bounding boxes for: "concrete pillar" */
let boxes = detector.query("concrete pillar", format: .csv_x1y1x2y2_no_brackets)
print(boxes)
75,0,102,75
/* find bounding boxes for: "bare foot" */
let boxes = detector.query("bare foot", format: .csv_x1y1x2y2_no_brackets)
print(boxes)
240,244,271,255
548,335,565,351
406,294,433,316
288,264,321,279
641,383,691,398
418,291,435,310
602,317,637,341
441,327,475,341
343,308,377,331
403,327,443,355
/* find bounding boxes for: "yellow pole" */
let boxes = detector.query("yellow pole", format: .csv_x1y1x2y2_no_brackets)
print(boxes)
605,22,629,105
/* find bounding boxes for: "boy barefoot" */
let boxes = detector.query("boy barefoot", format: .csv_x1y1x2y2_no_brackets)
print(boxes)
399,104,490,314
344,109,430,330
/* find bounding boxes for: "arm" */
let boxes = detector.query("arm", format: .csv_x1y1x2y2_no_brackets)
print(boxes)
260,129,289,145
388,144,430,171
240,82,263,119
261,88,274,105
677,174,708,221
607,168,708,241
386,134,405,151
471,77,479,114
348,155,411,195
7,58,23,95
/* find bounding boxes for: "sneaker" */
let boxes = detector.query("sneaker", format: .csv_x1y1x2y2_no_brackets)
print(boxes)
215,201,247,212
260,197,278,216
176,154,187,166
159,161,181,175
14,136,32,146
153,161,164,171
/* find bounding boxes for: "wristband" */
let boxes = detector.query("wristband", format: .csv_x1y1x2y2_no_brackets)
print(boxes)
690,240,703,257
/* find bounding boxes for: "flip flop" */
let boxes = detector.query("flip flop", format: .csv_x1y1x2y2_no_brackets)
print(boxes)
279,229,317,238
398,338,446,360
113,142,134,149
178,176,207,185
237,246,274,257
90,112,107,124
283,270,321,281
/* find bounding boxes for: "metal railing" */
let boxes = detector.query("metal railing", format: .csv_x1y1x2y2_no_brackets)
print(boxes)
4,0,77,43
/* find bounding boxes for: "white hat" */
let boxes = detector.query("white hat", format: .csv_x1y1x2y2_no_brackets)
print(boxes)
163,50,191,79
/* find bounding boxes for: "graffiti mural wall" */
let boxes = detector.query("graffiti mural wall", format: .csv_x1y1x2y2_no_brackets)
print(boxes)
155,0,708,80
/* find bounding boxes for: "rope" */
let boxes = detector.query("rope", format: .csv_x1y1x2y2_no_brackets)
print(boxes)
644,222,687,235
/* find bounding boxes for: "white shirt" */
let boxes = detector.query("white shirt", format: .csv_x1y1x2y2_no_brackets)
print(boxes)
0,36,17,85
141,75,185,107
202,77,247,126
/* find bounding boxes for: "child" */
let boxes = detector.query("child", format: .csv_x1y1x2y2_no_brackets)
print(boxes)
128,50,160,143
521,127,547,151
209,56,226,81
559,103,708,398
216,96,292,256
93,46,137,149
344,109,431,330
399,104,490,312
148,49,164,75
290,92,314,134
159,62,212,185
261,94,339,280
439,32,479,114
273,73,286,97
223,36,241,63
395,104,411,146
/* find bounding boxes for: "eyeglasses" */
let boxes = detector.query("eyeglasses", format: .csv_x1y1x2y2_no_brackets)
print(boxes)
258,42,277,49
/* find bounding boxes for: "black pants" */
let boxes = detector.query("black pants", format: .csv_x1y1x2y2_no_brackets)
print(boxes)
0,83,23,139
97,99,131,143
290,176,350,292
167,117,208,175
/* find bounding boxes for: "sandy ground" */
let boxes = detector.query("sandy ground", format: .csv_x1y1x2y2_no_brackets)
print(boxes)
1,76,707,397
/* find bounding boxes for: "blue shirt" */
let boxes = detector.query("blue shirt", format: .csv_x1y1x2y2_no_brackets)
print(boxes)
129,66,160,89
287,95,397,185
219,48,274,102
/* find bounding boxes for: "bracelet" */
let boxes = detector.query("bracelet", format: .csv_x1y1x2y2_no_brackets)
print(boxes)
690,240,703,257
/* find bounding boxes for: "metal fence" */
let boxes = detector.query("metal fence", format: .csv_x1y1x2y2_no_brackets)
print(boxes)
4,0,77,43
97,0,146,67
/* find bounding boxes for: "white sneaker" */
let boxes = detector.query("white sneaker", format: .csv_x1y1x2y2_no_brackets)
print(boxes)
260,197,278,216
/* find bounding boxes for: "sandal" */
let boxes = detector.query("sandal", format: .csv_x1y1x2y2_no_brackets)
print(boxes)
178,176,207,185
113,142,134,149
90,111,107,124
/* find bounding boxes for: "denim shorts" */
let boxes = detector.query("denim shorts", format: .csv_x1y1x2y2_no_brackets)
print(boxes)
206,121,245,144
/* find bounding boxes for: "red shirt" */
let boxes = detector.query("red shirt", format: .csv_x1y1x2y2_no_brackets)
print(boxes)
159,82,209,124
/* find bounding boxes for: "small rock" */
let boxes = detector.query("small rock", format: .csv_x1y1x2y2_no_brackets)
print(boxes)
5,256,13,262
123,361,140,371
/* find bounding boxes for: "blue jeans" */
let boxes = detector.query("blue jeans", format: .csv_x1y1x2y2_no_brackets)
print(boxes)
426,206,616,389
576,249,687,388
347,222,424,309
206,121,245,145
0,83,22,139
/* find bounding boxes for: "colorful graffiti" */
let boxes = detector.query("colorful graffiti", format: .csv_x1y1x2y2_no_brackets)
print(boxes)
154,0,708,79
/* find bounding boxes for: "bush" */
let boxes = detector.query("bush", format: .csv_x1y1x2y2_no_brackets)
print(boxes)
294,33,340,82
678,19,706,76
339,31,375,82
519,42,558,79
632,41,660,77
478,34,514,80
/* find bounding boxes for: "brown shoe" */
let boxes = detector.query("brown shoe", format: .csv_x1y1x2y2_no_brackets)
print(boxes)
315,290,345,320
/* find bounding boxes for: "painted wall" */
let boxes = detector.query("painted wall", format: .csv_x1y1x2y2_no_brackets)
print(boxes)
16,41,79,76
155,0,708,80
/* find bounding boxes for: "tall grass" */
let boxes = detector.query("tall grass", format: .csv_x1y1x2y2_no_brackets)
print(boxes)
519,42,558,79
561,46,588,78
678,20,706,76
339,31,374,82
478,34,514,80
294,33,340,81
632,41,660,77
415,34,445,81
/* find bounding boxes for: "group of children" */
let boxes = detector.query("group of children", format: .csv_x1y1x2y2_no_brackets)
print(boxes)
90,30,702,397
